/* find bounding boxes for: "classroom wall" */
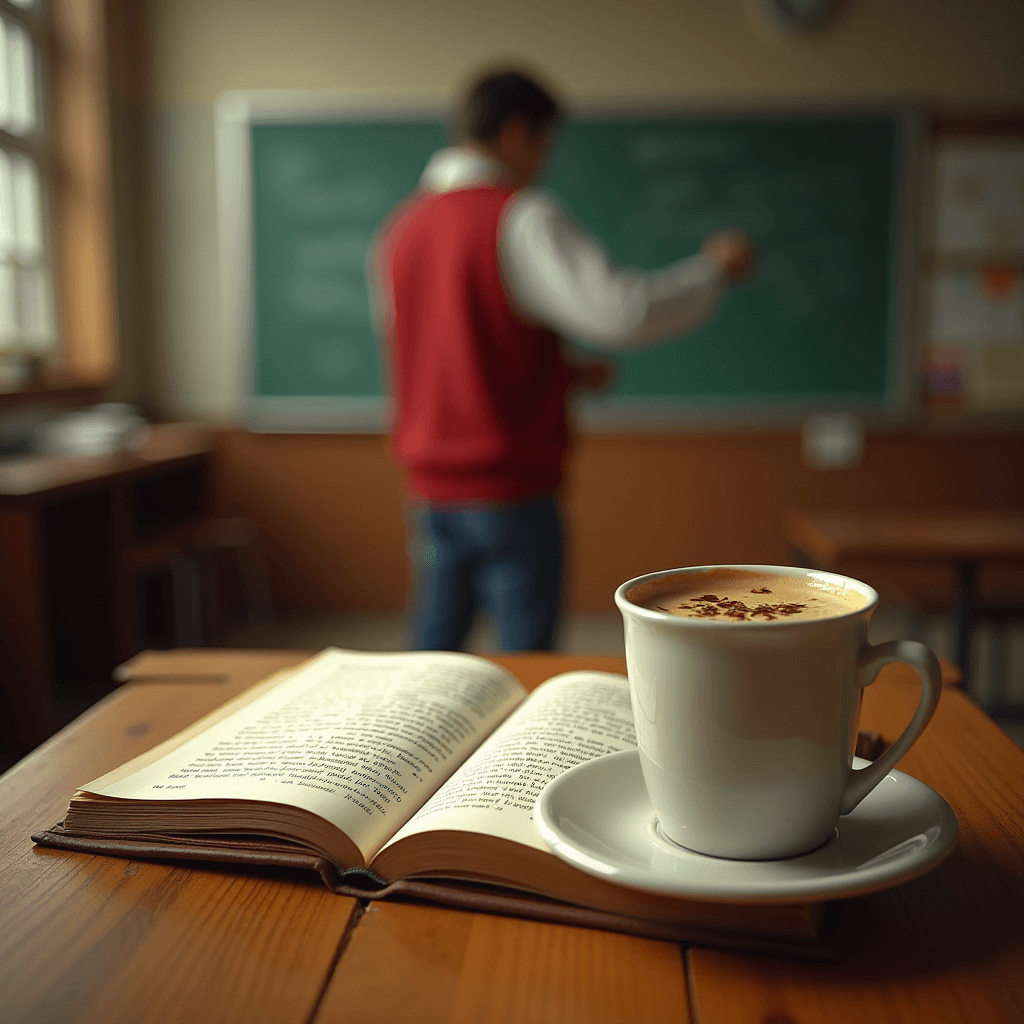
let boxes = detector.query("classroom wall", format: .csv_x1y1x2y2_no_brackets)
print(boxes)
110,0,1024,612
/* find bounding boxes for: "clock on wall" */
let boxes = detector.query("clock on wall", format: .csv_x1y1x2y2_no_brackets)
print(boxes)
760,0,842,32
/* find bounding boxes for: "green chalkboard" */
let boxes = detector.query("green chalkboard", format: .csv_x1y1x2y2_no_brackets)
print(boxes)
250,120,447,401
236,104,915,430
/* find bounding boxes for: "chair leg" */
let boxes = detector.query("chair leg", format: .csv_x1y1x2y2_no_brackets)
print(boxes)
198,547,220,644
952,561,978,692
987,619,1010,716
901,605,929,646
236,539,275,625
171,552,204,647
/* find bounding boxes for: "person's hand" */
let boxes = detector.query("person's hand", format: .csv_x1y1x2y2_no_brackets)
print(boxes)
701,230,758,285
568,358,616,393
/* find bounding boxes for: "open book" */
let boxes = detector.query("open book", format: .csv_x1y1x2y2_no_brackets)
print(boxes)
33,649,831,956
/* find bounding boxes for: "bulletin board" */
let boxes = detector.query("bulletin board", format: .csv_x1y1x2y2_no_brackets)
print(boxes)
923,115,1024,416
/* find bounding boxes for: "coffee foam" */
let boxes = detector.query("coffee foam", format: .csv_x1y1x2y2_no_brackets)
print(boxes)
628,568,867,623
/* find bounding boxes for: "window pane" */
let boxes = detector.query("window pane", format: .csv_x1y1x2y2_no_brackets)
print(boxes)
0,261,17,346
8,1,41,9
0,16,37,136
0,20,10,132
11,153,41,260
6,19,35,134
0,149,12,260
18,264,53,348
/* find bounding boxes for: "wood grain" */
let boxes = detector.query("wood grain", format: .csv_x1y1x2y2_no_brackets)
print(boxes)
0,651,639,1024
0,855,356,1024
3,649,1019,1024
314,901,690,1024
687,682,1024,1024
0,655,356,1024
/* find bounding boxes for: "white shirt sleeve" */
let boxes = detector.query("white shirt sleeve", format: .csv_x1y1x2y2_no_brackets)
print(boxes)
499,189,725,351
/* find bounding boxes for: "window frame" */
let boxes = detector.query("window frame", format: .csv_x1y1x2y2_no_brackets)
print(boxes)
0,0,116,406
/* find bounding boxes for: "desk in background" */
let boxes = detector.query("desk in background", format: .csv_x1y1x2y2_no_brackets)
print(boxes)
1,649,1020,1024
0,423,215,754
788,510,1024,693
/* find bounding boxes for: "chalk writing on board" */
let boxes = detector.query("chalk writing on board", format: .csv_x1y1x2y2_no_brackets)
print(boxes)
292,230,373,271
312,342,359,381
628,131,746,169
728,167,864,208
268,149,388,218
641,175,710,209
291,182,389,220
286,276,369,319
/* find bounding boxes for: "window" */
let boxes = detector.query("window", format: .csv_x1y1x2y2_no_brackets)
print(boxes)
0,0,54,361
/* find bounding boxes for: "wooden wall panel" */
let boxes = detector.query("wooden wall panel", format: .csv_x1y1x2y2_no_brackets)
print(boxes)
211,430,407,610
211,430,1024,612
563,431,1024,609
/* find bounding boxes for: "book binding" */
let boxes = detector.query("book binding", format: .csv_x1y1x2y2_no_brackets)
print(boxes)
31,821,838,961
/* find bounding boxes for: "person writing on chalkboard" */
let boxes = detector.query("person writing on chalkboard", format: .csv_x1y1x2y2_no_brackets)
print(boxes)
370,68,755,653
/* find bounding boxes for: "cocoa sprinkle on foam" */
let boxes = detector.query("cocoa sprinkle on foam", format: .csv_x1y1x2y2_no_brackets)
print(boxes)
676,593,807,621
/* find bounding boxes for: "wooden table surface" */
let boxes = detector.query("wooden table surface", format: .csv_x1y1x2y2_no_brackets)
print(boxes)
1,649,1022,1024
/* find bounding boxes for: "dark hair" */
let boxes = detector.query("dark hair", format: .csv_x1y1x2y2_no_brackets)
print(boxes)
458,70,561,143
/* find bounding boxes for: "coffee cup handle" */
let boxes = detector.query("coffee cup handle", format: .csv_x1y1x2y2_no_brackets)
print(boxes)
839,640,943,816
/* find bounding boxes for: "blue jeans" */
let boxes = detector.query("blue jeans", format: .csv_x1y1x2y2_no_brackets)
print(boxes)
407,493,563,652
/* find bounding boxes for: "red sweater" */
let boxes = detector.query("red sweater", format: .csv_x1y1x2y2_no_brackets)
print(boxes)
380,186,569,503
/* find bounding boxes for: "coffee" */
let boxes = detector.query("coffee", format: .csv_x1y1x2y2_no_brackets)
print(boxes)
630,568,865,623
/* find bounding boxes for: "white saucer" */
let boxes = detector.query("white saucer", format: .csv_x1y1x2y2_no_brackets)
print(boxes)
535,749,958,904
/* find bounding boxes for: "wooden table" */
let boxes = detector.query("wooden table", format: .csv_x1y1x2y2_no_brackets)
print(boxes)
2,649,1022,1024
788,510,1024,691
0,423,214,754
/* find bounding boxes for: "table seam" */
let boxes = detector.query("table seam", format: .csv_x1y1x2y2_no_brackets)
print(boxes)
685,946,701,1024
306,899,368,1024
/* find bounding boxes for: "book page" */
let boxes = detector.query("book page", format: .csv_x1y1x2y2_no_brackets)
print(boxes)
84,649,525,860
379,671,635,857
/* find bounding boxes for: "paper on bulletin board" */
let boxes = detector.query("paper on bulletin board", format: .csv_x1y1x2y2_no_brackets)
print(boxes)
934,144,1024,253
924,347,965,404
928,267,1024,347
965,344,1024,411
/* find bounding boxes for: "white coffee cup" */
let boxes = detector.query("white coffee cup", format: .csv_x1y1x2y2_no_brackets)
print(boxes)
614,565,942,860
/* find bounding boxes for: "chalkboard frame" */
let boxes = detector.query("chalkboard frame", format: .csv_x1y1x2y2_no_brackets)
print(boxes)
215,90,923,433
